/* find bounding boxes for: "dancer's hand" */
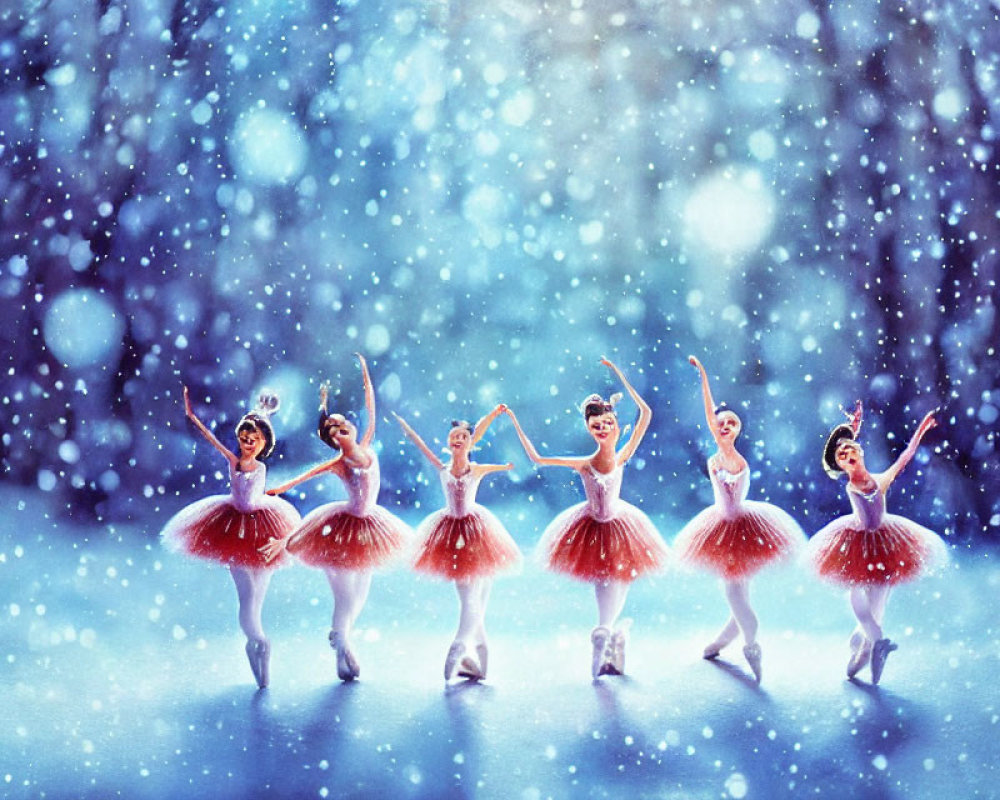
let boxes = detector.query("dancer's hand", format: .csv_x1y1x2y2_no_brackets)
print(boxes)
259,537,286,563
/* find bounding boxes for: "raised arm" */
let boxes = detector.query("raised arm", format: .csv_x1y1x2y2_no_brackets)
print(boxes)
605,357,651,465
266,457,341,496
842,399,863,436
183,386,237,467
394,413,444,470
357,353,376,448
688,356,723,447
877,410,938,491
470,404,506,447
504,407,588,469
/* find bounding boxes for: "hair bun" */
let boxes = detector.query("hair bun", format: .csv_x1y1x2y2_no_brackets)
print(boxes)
579,393,605,414
255,391,280,418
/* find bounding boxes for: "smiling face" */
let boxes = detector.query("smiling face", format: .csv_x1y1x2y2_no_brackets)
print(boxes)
586,411,619,445
835,440,865,474
448,425,472,455
236,423,267,459
716,410,742,441
321,413,357,450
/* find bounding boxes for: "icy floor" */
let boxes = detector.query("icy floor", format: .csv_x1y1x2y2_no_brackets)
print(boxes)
2,486,998,799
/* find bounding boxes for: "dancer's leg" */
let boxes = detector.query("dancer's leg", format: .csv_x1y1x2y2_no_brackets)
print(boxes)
724,579,759,646
594,580,629,628
230,566,272,641
849,586,883,641
454,579,484,644
230,566,273,687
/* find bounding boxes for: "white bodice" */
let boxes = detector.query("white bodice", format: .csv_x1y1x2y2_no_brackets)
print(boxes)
580,463,624,522
341,452,380,515
846,483,886,530
438,467,484,517
230,462,267,512
710,465,750,518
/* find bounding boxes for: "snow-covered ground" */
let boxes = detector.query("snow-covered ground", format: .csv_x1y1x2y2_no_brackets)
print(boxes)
2,485,996,799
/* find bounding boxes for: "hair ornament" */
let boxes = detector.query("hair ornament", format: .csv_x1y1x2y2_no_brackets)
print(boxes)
255,391,280,418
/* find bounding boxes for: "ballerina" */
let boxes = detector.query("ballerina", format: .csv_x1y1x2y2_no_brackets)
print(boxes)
505,357,668,679
807,401,947,684
161,387,301,689
395,406,521,681
260,354,411,682
672,356,805,682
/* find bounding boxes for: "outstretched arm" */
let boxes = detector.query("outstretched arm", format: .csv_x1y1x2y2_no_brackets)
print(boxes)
470,404,506,447
472,462,515,477
357,353,377,448
688,356,723,447
606,357,651,464
878,410,938,491
183,386,237,467
504,407,588,469
266,457,341,496
394,413,444,471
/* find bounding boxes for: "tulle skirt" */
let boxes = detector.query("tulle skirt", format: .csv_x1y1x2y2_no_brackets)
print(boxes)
673,500,805,580
162,494,300,569
413,505,521,580
539,501,668,583
807,513,948,586
286,501,411,570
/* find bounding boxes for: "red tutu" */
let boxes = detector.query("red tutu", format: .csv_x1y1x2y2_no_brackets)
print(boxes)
540,502,668,583
807,513,948,586
286,501,411,570
413,506,521,580
162,495,299,569
674,501,804,580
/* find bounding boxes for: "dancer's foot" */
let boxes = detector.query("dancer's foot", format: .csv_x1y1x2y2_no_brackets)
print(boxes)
456,653,484,681
742,642,762,683
590,626,612,679
703,642,724,659
870,638,897,685
847,637,873,679
329,630,360,682
245,638,270,689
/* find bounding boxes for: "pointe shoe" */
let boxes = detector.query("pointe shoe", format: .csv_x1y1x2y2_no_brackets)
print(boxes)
329,630,360,682
590,626,612,679
703,642,723,660
848,629,865,653
456,653,484,681
847,637,873,679
870,638,898,685
444,640,466,681
245,638,270,689
743,642,762,683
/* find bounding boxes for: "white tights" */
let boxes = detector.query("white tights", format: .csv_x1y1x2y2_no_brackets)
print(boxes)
230,566,273,643
709,579,759,649
594,579,630,628
325,568,373,644
849,585,891,641
454,578,492,646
